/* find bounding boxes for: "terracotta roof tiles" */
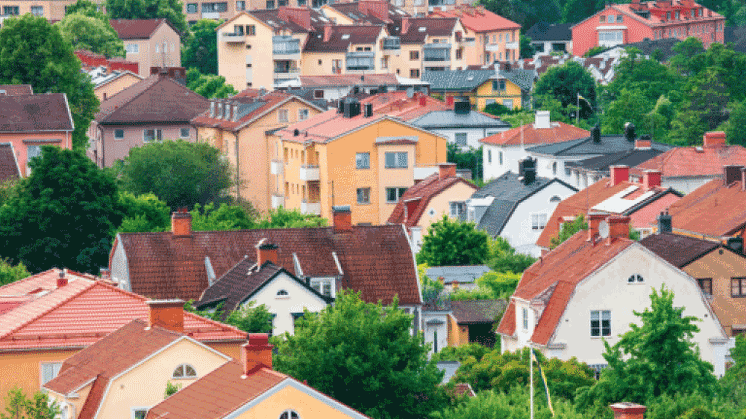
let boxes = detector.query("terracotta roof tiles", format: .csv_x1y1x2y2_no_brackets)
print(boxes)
304,25,384,52
430,6,520,32
668,178,746,237
480,121,589,147
388,173,476,227
630,145,746,178
0,85,33,95
388,17,458,44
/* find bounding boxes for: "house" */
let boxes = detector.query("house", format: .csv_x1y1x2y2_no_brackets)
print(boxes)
535,166,683,250
321,0,406,26
0,91,74,176
514,54,618,85
0,1,74,20
571,0,725,57
629,131,746,194
426,265,491,292
430,5,521,66
276,73,402,102
408,100,510,148
386,17,468,78
110,19,182,78
496,214,730,376
196,244,332,336
89,72,209,168
0,269,246,408
86,66,143,102
146,334,370,419
641,219,746,338
0,143,20,182
525,22,573,56
387,0,471,17
423,67,535,110
480,111,589,181
448,299,506,348
468,158,578,256
590,37,681,62
191,90,324,212
387,163,478,251
43,316,233,419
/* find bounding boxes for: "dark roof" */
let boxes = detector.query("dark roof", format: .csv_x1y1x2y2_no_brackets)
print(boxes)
0,85,33,95
422,69,494,92
387,17,457,44
639,233,720,268
408,110,509,129
725,26,746,53
499,69,535,92
450,299,506,324
565,148,668,174
620,38,681,61
304,25,383,52
109,19,179,39
96,75,209,124
527,135,672,157
0,93,73,132
0,143,20,182
114,224,421,305
525,22,572,42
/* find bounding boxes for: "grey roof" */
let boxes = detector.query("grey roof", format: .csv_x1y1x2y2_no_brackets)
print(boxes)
565,148,669,174
498,69,535,92
600,38,682,61
422,69,494,92
409,110,510,130
525,22,572,42
472,172,577,236
526,135,673,157
425,265,491,284
436,361,461,384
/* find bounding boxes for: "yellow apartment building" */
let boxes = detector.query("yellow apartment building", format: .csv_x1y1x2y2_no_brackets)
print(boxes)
301,24,391,75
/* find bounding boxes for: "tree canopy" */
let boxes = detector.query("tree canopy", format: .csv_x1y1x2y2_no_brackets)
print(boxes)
182,19,219,75
57,13,125,58
186,68,238,99
64,0,107,19
418,216,490,266
106,0,188,34
1,388,59,419
534,61,596,120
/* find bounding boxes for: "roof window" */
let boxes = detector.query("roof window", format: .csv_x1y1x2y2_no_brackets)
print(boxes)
419,26,426,32
342,34,350,39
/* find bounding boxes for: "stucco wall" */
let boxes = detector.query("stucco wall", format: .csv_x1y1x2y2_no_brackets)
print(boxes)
96,73,142,102
122,22,181,78
234,382,364,419
422,312,449,354
0,131,72,176
98,123,196,167
0,349,78,410
417,181,477,232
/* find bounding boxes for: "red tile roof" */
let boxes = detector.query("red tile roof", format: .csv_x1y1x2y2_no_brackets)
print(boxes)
0,269,246,350
0,93,73,132
630,145,746,178
387,173,477,227
297,73,398,87
668,178,746,237
430,6,520,32
0,143,20,182
480,120,588,147
0,85,33,95
109,19,179,39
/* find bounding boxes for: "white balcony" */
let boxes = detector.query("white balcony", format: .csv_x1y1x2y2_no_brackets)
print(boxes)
299,165,320,181
506,41,519,50
272,194,285,209
270,159,283,175
222,32,245,43
301,201,321,215
414,166,438,181
459,37,475,47
485,43,501,52
202,11,221,19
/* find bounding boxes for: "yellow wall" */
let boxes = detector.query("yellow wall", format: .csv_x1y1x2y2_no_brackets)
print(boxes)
95,73,142,102
318,6,355,25
218,15,275,91
447,314,469,347
390,44,423,79
0,349,78,410
47,382,93,419
474,77,524,110
418,181,477,232
236,384,359,419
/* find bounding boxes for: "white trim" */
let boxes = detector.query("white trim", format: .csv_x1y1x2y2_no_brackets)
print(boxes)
331,251,344,276
130,406,150,419
62,93,75,133
402,223,424,306
292,253,304,277
39,361,62,387
235,96,324,132
595,25,628,30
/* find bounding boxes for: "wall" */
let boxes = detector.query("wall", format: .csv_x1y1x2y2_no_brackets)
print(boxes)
0,131,72,176
662,175,718,195
390,43,424,79
422,311,449,354
417,181,477,232
447,313,469,347
218,15,274,91
483,144,534,181
474,77,524,111
235,382,363,419
0,0,78,21
0,349,78,410
98,123,196,167
95,73,142,102
301,51,346,76
121,22,181,78
47,381,93,419
427,125,508,150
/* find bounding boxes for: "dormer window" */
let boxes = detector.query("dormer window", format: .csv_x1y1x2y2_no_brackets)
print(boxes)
310,278,334,298
627,274,644,284
172,364,197,379
279,411,300,419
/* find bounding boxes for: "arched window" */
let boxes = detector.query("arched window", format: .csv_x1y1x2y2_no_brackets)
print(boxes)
279,410,300,419
277,289,289,297
549,195,561,203
172,364,197,379
627,274,644,284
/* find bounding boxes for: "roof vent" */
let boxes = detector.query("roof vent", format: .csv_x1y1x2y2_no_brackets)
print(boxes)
293,128,300,136
591,124,601,143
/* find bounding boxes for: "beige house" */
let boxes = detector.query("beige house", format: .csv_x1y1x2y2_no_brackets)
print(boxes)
92,71,143,102
110,19,182,78
387,17,468,78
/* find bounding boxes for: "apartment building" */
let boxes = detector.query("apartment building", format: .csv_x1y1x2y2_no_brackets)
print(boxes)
0,0,73,21
385,0,472,17
387,17,468,78
110,19,181,78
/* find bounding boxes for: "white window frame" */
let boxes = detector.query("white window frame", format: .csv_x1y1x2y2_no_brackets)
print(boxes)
298,109,309,121
143,129,162,143
279,410,300,419
384,151,408,169
531,213,547,230
310,277,335,298
30,6,43,16
521,308,528,330
598,30,623,47
276,289,290,298
126,43,139,54
278,109,289,123
590,310,611,337
131,407,149,419
449,201,465,218
172,364,197,379
40,362,62,385
502,99,514,110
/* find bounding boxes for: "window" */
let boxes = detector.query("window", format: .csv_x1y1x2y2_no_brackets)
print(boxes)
732,277,746,297
355,152,370,169
409,69,420,78
384,152,408,168
666,11,671,20
27,145,42,172
450,202,466,219
298,109,309,121
487,149,492,163
314,89,324,99
266,0,275,8
236,0,245,10
279,411,300,419
357,187,371,204
2,6,18,15
114,129,125,139
278,109,288,122
30,6,43,15
40,362,62,385
502,99,514,110
126,43,139,53
598,31,623,46
180,128,190,138
531,213,547,230
172,364,197,379
202,1,227,11
675,10,679,19
311,278,333,297
627,274,644,283
499,151,503,165
276,289,289,297
297,0,306,5
409,50,419,60
549,195,562,203
143,129,162,142
492,79,506,92
698,278,712,296
246,25,256,35
616,14,623,22
590,310,611,337
386,187,407,203
455,132,467,146
522,308,528,329
132,409,148,419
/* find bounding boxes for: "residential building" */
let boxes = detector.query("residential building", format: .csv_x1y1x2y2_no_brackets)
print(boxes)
535,166,683,250
590,37,681,62
468,158,577,256
423,67,535,110
480,111,589,181
426,265,491,292
430,5,521,65
514,54,618,86
387,17,468,77
0,143,20,182
525,22,573,56
44,317,233,419
192,90,323,212
448,299,506,348
630,131,746,194
276,73,410,102
88,68,143,102
0,91,74,176
110,19,181,78
146,334,370,419
0,269,246,408
0,0,73,20
571,0,725,57
497,214,730,377
321,0,407,25
384,0,472,18
304,24,390,75
89,72,209,168
387,163,478,251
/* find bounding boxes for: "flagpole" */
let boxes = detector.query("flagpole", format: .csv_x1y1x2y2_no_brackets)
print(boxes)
576,93,580,125
530,347,534,419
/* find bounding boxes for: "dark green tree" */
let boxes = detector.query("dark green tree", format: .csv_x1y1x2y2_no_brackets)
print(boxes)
720,99,746,146
601,88,652,135
549,213,587,249
561,0,604,25
0,15,99,151
57,13,125,58
0,147,123,273
275,290,448,419
106,0,188,34
256,207,327,228
182,19,219,75
519,35,536,59
186,68,238,99
534,61,596,119
418,216,490,266
190,202,257,231
670,70,730,145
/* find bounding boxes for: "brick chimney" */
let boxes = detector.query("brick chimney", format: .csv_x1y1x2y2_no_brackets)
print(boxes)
607,215,631,244
256,241,279,266
634,138,651,150
724,165,744,186
172,208,192,236
610,402,646,419
146,300,185,333
643,170,662,189
332,205,352,233
439,163,456,180
57,269,68,288
323,24,333,42
588,212,606,242
703,131,726,148
609,165,629,186
242,334,273,375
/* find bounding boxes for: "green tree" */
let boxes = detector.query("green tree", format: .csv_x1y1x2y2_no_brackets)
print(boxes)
106,0,188,34
561,0,604,25
186,68,238,99
583,46,607,57
0,147,123,273
225,301,274,333
446,143,483,182
418,263,445,305
0,15,99,151
549,213,587,249
721,100,746,146
0,259,30,286
182,19,219,75
190,202,257,231
274,290,449,419
57,13,125,58
601,89,652,135
475,271,520,300
418,216,490,266
1,388,59,419
118,192,171,233
64,0,107,19
670,70,730,145
487,236,536,274
164,382,181,398
256,207,327,228
519,35,536,59
534,61,596,120
119,140,233,209
430,342,492,364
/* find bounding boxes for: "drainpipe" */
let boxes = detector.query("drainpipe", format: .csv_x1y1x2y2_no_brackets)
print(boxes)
234,133,240,200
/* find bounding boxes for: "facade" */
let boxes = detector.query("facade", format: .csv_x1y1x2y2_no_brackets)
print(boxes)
571,0,725,57
525,22,573,56
0,0,74,21
384,0,473,18
386,17,468,77
276,73,401,101
448,299,505,348
110,19,182,78
423,68,534,111
408,104,510,149
88,68,143,102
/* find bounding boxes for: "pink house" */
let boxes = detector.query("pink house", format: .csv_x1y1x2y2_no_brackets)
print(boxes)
571,0,724,57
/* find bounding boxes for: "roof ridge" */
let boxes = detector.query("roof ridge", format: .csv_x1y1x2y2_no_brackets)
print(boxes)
98,76,162,121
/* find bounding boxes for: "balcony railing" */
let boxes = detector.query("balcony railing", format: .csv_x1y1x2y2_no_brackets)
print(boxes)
301,200,321,215
271,194,285,209
423,44,451,62
383,36,401,52
346,51,375,71
459,37,475,47
273,36,301,56
202,11,221,19
299,165,320,181
270,159,283,175
223,32,245,43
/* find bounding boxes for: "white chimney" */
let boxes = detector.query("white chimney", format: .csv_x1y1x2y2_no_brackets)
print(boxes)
534,110,551,129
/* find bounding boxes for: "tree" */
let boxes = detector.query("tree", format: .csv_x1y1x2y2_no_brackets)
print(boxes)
190,202,257,231
561,0,604,25
601,89,653,135
64,0,107,19
549,213,587,249
0,259,29,287
670,70,730,145
186,68,238,99
446,143,482,182
106,0,187,34
721,100,746,146
487,236,536,274
119,140,233,209
1,388,59,419
519,35,536,59
0,147,123,273
0,15,99,151
118,192,171,233
534,61,596,119
274,290,449,419
430,342,492,364
418,216,490,266
57,13,125,58
475,271,520,300
182,20,219,75
256,207,326,228
225,301,274,333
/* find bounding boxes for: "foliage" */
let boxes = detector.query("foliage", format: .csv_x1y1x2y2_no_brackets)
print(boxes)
256,207,327,228
119,140,233,209
430,343,492,363
519,34,536,59
182,19,219,75
419,263,444,305
549,213,587,249
118,192,171,233
487,236,536,274
0,259,30,287
482,102,512,116
446,143,483,181
720,100,746,146
1,388,59,419
0,147,123,273
0,15,99,151
190,202,257,231
275,290,449,419
418,216,490,266
561,0,605,25
583,46,607,57
448,287,495,301
106,0,187,34
475,271,520,300
478,0,562,30
645,392,742,419
534,61,596,120
164,381,181,398
670,70,730,145
225,300,274,334
186,68,237,99
65,0,106,19
601,88,652,135
57,13,124,58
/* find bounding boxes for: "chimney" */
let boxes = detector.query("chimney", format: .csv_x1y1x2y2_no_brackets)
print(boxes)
439,163,456,180
446,96,454,107
657,210,672,234
241,334,274,375
534,110,550,129
323,24,333,42
172,208,192,236
401,16,410,35
588,212,606,242
624,122,636,142
610,402,646,419
332,205,352,233
703,131,726,148
146,299,185,333
519,157,536,184
256,242,279,266
57,269,68,287
723,165,744,186
634,136,652,150
643,170,662,189
591,125,601,143
609,165,629,186
419,95,427,106
606,215,631,244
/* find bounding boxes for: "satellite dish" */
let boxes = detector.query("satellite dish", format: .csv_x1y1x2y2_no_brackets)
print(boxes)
599,220,610,239
406,87,414,98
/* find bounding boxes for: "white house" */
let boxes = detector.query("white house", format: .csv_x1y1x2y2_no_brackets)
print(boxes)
409,103,511,149
497,214,730,377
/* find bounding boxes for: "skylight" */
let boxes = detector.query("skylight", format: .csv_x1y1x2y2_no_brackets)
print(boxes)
342,34,350,39
418,27,426,32
319,16,329,22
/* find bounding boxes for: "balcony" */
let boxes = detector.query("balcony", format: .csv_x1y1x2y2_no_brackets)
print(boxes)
273,66,300,81
485,43,501,52
273,36,301,59
383,37,401,55
301,201,321,215
223,32,245,43
202,11,221,19
299,165,320,181
505,41,519,50
458,37,475,47
423,43,451,62
345,51,375,72
270,159,283,175
271,194,285,209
